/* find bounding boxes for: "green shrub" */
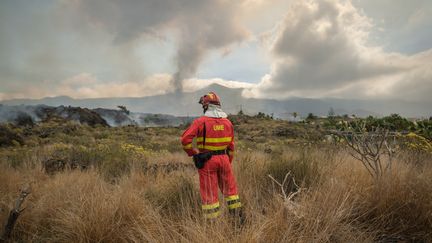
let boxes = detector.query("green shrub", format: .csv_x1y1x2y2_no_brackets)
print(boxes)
0,124,24,147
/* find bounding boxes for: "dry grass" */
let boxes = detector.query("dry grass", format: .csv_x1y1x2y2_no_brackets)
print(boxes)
1,146,432,242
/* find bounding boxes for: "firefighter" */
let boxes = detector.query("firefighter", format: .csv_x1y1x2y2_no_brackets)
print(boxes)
181,92,244,222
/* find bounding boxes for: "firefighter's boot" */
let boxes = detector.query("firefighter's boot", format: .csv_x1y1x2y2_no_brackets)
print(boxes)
229,207,246,228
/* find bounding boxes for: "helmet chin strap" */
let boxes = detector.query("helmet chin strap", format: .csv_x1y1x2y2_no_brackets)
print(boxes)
203,105,208,114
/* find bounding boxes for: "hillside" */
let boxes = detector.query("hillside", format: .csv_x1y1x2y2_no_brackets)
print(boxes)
0,105,193,127
2,84,431,118
1,114,432,242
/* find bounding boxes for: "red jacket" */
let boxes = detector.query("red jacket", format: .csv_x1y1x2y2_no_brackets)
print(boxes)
181,116,235,162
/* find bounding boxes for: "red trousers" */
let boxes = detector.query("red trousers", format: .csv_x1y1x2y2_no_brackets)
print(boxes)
198,154,241,218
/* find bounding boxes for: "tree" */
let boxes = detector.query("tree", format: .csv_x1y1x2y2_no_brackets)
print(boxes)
381,114,412,131
256,112,266,119
256,112,272,119
117,105,130,115
336,121,396,179
306,113,316,120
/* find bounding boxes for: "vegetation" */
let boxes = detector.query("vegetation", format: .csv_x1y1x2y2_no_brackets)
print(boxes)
117,105,130,115
1,114,432,242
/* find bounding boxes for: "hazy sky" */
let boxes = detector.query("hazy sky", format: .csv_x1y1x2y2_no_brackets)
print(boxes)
1,0,431,102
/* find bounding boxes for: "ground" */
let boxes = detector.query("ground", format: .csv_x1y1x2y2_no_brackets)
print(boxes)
1,115,432,242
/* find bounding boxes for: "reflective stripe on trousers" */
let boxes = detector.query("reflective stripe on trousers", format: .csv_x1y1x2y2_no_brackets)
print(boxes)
225,194,242,210
202,202,221,219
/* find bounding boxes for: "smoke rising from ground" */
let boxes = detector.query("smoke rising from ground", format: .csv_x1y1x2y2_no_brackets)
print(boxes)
1,0,432,104
0,105,41,124
65,0,248,92
0,105,191,127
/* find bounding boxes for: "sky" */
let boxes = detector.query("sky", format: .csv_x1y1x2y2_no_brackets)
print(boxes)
0,0,431,102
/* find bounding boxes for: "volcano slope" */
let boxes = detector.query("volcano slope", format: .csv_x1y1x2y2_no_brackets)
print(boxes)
1,114,432,242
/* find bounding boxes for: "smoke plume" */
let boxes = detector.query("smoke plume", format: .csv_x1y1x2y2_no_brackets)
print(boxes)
65,0,248,92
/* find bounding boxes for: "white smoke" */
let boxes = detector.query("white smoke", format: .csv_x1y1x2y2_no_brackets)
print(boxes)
243,0,432,102
0,105,42,124
63,0,249,92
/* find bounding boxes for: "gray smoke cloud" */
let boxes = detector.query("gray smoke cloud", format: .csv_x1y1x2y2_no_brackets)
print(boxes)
0,105,41,124
0,104,191,127
244,0,421,99
65,0,248,92
273,0,404,89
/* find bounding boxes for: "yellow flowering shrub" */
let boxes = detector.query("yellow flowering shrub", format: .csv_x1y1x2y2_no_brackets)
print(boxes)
403,132,432,154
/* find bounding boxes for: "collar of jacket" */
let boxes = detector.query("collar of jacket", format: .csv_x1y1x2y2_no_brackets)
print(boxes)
204,104,227,118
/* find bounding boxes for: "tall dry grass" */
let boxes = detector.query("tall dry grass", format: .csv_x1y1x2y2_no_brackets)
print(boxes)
1,146,432,242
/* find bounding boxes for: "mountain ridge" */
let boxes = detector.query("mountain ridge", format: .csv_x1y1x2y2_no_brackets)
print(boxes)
1,84,431,118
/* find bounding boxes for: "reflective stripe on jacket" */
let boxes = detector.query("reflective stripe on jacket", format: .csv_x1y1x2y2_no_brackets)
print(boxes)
181,116,235,161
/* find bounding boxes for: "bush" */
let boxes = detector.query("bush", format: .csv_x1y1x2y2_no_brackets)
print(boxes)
0,124,24,147
14,112,34,127
145,174,200,217
266,148,320,192
1,147,34,168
